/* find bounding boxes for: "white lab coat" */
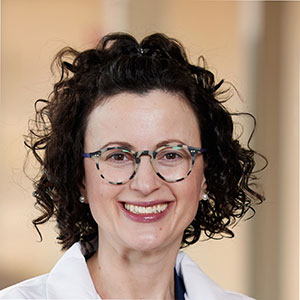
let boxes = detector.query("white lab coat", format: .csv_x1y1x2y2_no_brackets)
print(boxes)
0,242,255,299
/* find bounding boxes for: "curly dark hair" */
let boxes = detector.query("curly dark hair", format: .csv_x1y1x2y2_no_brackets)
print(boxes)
25,32,265,254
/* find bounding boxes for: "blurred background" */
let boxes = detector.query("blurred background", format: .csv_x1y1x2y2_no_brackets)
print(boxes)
0,1,299,299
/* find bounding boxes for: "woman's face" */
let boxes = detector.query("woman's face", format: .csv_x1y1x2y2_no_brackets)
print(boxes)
81,90,206,253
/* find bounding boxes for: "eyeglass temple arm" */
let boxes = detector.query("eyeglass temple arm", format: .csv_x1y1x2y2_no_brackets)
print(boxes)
188,146,207,155
82,150,101,158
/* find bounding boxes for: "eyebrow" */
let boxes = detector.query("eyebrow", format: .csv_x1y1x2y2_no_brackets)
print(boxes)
100,139,186,150
156,139,185,148
100,141,134,150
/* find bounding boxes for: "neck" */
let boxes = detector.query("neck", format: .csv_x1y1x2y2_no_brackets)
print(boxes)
87,238,181,299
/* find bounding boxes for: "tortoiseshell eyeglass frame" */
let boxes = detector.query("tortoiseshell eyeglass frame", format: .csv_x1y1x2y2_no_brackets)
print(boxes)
82,144,206,185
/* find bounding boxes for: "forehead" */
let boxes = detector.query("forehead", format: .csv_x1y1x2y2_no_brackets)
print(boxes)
85,90,201,149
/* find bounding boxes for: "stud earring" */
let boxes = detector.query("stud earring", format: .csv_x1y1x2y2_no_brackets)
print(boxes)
79,196,86,203
202,193,208,201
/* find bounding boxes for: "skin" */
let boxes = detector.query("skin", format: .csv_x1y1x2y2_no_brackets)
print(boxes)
80,89,206,299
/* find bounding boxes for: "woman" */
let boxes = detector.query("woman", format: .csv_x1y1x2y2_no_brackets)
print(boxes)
0,32,265,299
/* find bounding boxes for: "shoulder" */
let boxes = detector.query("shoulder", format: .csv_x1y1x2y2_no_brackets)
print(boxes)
176,252,255,300
0,274,48,299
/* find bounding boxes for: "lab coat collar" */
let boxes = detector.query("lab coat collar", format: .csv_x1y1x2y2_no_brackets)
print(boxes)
46,243,100,299
176,252,245,300
176,252,221,300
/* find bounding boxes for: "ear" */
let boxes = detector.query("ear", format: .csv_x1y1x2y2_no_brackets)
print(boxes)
199,176,207,200
78,177,88,202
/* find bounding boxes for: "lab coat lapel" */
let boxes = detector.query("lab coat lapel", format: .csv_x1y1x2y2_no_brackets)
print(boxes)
46,243,100,299
176,251,234,300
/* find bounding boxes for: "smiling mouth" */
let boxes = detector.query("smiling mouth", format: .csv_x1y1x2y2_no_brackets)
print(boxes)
123,203,169,214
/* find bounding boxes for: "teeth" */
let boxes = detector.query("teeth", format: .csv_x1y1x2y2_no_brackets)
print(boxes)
124,203,168,214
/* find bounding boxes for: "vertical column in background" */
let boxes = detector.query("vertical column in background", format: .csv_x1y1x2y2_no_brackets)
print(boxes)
253,3,281,300
277,3,299,300
100,0,130,35
237,3,266,298
249,2,299,300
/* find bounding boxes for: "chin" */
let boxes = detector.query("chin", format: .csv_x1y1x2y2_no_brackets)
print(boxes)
130,237,163,252
123,231,181,254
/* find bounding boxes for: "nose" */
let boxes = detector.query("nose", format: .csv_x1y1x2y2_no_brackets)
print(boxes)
129,155,162,195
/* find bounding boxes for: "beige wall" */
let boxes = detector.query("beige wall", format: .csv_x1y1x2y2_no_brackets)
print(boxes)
1,1,299,300
1,0,102,287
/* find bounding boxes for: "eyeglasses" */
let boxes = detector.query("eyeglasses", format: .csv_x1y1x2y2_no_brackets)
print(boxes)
82,143,206,185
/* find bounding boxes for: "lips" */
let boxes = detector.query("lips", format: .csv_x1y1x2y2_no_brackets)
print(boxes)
119,201,173,223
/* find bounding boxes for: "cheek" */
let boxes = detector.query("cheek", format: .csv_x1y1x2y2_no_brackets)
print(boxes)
176,164,205,218
83,163,100,198
85,177,124,230
183,166,205,201
83,160,118,211
173,177,201,214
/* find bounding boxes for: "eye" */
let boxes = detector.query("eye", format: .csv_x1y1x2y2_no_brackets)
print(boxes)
102,149,134,165
163,152,182,160
157,149,185,162
107,152,129,161
111,153,128,161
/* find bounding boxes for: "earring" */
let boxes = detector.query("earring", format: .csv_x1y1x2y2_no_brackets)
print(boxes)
79,195,86,203
202,193,208,201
